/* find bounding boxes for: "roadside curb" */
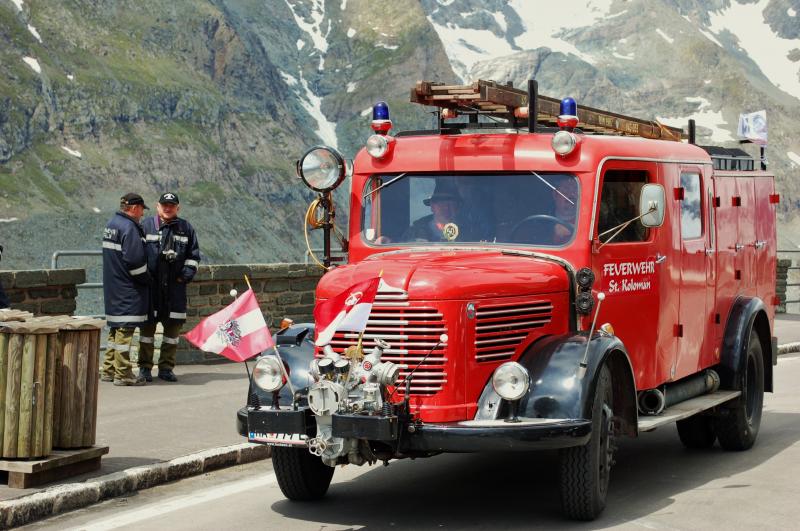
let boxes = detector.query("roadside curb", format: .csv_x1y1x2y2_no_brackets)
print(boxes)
779,342,800,355
0,442,271,529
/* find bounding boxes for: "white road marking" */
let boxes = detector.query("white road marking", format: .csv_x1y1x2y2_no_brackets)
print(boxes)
68,473,276,531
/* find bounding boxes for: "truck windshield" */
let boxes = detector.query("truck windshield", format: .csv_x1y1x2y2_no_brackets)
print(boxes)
362,173,580,247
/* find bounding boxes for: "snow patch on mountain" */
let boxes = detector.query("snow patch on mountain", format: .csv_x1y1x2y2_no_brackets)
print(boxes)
708,0,800,100
22,56,40,74
296,73,338,148
426,0,614,81
656,29,674,44
347,28,356,38
27,24,42,43
10,0,23,11
657,97,736,143
285,0,329,69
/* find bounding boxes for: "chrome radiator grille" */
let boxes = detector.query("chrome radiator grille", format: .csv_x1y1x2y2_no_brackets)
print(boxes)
329,291,447,396
474,300,553,362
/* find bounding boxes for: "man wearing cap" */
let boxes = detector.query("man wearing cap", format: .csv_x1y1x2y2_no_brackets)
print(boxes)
402,180,463,242
101,193,151,386
138,192,201,382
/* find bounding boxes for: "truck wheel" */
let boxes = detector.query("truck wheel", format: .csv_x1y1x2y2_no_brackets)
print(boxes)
714,333,764,451
272,446,335,500
559,364,614,521
676,415,716,449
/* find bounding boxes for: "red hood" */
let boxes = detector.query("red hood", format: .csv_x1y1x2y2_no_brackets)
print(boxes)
317,249,568,300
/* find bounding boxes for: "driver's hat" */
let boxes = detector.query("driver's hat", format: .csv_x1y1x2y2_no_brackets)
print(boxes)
424,182,461,206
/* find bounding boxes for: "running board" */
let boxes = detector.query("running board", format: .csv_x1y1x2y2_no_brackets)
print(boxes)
637,390,741,432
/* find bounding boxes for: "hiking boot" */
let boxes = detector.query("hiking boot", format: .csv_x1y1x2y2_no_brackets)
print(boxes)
158,369,178,382
100,373,114,382
139,367,153,382
113,376,146,386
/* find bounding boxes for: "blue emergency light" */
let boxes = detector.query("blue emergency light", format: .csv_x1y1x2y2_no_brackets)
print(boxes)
557,97,579,130
371,101,392,134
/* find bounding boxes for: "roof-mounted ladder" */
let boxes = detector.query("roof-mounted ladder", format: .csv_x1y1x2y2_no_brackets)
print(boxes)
411,79,684,141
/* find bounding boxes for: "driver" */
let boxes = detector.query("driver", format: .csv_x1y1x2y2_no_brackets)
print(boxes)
552,177,579,244
402,181,462,242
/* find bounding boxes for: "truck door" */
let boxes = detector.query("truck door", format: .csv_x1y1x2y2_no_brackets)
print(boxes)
593,161,673,390
675,166,714,379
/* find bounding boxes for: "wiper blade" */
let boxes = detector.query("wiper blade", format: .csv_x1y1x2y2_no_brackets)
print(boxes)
363,173,407,199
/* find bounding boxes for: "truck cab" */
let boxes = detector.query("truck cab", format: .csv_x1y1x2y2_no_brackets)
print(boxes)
238,80,778,520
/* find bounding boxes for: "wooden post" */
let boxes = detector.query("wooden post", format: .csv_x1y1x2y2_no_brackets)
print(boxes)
72,331,90,446
52,334,63,446
3,334,23,457
83,329,100,447
43,333,58,454
16,334,36,458
0,333,8,450
58,332,79,448
32,335,48,457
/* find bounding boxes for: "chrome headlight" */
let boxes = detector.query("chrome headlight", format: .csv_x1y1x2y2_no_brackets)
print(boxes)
253,356,285,392
297,146,347,192
551,130,578,156
492,362,530,401
366,134,394,159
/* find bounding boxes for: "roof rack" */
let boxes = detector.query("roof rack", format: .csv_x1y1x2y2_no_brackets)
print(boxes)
411,79,684,142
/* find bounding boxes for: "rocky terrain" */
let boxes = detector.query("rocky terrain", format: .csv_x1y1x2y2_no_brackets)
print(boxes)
1,0,799,276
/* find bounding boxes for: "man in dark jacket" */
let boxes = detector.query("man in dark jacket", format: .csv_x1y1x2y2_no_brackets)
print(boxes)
138,192,200,382
101,193,151,386
0,245,10,309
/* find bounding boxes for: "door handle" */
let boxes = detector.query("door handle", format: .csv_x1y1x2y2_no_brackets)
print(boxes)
704,248,715,256
730,243,744,252
752,240,766,250
655,254,667,264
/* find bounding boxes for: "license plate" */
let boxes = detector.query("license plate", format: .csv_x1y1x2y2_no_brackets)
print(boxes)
249,432,308,447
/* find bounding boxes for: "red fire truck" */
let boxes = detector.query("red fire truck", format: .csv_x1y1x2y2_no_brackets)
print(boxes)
237,80,778,520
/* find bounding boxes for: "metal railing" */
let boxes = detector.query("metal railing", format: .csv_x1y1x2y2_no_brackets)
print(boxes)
779,249,800,312
51,250,103,289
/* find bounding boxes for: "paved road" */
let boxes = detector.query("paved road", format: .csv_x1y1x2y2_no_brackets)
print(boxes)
775,313,800,344
23,351,800,530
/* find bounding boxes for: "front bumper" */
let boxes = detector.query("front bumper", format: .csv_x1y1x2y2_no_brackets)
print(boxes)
238,406,591,452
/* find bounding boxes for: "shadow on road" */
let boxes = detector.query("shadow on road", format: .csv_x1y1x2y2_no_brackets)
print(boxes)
271,410,800,529
157,371,247,386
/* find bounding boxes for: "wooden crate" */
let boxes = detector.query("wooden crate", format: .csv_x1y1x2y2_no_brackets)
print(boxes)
0,320,59,459
0,445,109,488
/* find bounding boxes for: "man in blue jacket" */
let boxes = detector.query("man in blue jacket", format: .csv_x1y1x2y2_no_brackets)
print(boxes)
101,193,151,386
138,192,200,382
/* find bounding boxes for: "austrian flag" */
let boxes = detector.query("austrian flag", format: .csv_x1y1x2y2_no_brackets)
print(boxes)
184,288,274,362
314,277,380,346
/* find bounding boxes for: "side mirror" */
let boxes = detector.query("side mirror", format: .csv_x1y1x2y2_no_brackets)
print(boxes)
639,184,665,227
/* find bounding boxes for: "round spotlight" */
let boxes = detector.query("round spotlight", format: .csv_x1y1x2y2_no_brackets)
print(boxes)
297,146,347,192
551,130,578,156
492,362,530,401
366,134,394,159
253,356,285,392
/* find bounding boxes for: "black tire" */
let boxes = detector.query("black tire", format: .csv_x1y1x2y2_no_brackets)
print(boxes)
714,332,764,451
272,446,335,500
676,414,716,449
559,364,615,521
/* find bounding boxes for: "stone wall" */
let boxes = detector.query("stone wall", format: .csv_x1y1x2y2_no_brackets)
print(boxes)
0,268,86,315
177,263,324,363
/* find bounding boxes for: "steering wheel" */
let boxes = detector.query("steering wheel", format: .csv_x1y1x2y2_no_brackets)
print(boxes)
510,215,574,243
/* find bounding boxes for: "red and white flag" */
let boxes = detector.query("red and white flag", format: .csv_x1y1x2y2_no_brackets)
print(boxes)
314,277,380,346
184,289,274,362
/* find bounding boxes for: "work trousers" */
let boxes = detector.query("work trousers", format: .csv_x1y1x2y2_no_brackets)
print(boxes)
137,320,183,370
102,327,136,380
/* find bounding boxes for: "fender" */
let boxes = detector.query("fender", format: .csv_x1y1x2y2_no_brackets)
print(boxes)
476,333,639,437
250,323,316,406
720,297,774,394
